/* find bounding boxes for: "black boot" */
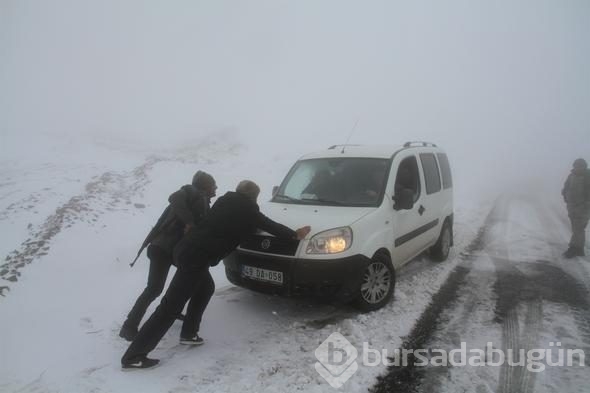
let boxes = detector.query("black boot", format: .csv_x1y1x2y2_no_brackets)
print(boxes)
563,248,577,259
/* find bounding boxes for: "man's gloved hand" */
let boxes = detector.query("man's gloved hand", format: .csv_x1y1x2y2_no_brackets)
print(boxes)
295,226,311,240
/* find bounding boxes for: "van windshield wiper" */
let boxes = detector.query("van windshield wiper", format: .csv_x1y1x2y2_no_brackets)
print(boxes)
300,197,344,206
273,194,301,203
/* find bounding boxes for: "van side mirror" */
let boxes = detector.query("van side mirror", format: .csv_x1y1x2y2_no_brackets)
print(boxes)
272,186,279,197
394,188,414,210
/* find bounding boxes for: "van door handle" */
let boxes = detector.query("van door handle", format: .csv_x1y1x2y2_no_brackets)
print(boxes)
418,205,425,216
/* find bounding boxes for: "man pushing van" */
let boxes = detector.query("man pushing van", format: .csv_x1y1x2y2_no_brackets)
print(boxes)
120,171,217,342
121,180,311,369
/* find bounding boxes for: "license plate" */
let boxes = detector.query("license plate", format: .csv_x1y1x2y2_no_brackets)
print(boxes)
241,265,283,284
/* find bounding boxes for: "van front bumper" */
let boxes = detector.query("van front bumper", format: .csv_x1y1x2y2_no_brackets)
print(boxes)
223,250,371,302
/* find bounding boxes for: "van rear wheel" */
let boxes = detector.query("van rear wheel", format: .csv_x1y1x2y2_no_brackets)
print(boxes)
430,221,452,261
355,253,395,312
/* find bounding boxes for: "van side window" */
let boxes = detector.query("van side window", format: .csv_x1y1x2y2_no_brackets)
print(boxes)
420,153,442,195
436,153,453,189
395,156,421,202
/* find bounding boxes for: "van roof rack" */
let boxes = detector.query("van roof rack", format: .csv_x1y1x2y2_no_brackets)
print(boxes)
403,141,437,148
328,144,361,150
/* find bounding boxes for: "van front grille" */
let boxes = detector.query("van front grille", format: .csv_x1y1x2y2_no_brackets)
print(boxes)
239,234,299,256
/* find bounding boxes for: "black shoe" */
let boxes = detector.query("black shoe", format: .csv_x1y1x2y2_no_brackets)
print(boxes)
122,356,160,370
176,313,185,321
180,334,204,346
119,324,138,342
563,248,577,259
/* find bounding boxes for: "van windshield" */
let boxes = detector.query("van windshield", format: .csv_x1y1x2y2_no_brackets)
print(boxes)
272,158,390,207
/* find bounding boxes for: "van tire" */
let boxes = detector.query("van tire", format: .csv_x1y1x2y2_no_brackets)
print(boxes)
430,220,452,261
355,253,395,312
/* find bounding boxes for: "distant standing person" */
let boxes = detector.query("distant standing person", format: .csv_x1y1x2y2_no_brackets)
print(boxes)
562,158,590,258
119,171,217,341
121,180,311,369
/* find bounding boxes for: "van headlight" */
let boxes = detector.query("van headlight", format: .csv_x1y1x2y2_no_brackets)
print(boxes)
306,227,352,254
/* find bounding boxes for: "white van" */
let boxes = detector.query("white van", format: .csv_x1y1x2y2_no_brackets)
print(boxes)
224,142,453,311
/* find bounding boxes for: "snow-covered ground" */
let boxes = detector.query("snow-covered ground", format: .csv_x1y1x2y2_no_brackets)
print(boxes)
371,194,590,393
0,134,491,392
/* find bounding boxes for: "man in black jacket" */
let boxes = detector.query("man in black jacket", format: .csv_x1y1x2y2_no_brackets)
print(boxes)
562,158,590,258
121,180,311,369
119,171,217,341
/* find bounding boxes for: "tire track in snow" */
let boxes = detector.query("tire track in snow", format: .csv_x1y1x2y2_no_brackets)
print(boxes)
371,195,590,393
489,196,542,393
370,200,501,393
0,132,244,297
0,157,161,296
492,258,543,393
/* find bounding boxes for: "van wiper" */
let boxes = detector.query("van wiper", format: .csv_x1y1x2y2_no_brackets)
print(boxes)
274,194,301,203
300,197,344,206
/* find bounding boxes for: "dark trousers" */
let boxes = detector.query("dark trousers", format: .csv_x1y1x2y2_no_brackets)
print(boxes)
122,261,214,362
123,245,172,330
181,269,214,338
569,214,588,250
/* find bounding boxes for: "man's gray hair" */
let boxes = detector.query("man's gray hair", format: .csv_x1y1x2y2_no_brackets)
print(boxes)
236,180,260,201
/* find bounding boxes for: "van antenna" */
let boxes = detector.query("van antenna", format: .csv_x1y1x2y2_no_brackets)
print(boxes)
341,118,359,154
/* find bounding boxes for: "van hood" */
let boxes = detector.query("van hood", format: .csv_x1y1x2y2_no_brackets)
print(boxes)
260,201,375,235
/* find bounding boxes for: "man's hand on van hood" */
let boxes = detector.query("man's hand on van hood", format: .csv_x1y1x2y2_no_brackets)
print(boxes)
295,226,311,240
260,202,375,237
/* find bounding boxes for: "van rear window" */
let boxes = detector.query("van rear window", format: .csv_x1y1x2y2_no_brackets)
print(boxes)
436,153,453,189
419,153,442,195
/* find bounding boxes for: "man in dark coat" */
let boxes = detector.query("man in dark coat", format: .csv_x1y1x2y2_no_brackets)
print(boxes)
562,158,590,258
119,171,217,341
121,180,311,369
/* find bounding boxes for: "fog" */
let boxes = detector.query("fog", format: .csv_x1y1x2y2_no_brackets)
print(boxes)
1,0,589,198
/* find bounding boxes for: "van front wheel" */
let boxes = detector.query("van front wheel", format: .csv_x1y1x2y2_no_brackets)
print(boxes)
430,221,452,261
355,253,395,312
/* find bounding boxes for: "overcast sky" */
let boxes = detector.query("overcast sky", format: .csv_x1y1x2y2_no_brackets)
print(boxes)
1,0,589,193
